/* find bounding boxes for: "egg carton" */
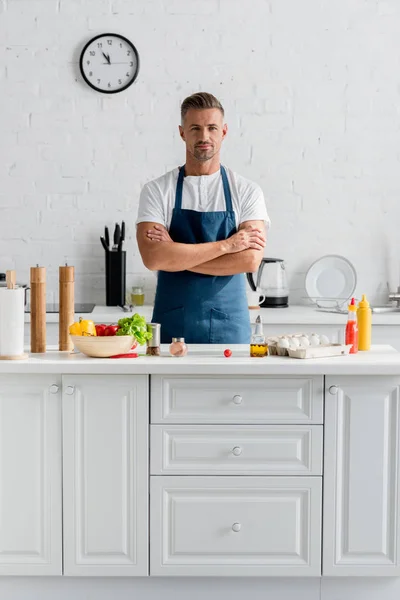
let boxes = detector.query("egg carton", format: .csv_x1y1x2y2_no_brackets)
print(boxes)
288,344,353,359
267,333,331,357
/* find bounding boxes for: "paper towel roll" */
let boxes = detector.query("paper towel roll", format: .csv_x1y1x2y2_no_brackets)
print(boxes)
0,287,25,357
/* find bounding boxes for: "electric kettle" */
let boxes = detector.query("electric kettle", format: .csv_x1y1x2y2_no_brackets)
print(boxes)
246,258,289,308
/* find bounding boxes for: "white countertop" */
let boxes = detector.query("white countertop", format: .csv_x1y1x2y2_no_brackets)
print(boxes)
23,304,400,326
1,345,400,376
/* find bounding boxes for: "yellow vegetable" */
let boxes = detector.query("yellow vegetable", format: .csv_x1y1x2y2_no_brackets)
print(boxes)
80,318,97,336
69,317,97,337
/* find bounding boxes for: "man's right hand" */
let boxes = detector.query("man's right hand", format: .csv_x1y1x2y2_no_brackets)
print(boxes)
223,226,266,254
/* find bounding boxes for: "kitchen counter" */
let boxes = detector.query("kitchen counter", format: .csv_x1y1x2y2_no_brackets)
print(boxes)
1,343,400,580
23,304,400,326
1,344,400,375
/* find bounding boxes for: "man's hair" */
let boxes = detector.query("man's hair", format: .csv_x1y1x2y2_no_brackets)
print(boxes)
180,92,224,123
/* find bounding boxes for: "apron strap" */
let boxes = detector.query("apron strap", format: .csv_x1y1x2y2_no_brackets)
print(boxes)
175,166,185,210
220,165,233,212
175,164,233,212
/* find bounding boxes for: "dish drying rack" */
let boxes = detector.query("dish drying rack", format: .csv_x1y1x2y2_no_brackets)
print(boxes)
303,296,357,313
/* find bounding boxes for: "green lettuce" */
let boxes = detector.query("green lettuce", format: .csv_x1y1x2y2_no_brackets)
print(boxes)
116,313,152,345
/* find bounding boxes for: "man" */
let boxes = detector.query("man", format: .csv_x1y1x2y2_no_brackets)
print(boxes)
136,92,270,344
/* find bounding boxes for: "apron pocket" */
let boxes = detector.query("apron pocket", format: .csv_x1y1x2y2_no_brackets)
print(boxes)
209,308,229,344
210,308,251,344
158,306,184,343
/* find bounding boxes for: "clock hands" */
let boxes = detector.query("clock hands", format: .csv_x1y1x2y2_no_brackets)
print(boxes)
102,51,111,65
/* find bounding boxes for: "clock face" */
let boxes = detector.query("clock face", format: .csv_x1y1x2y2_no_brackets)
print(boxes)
79,33,139,94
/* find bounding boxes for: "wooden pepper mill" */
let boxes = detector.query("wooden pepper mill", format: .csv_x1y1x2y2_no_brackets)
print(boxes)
59,264,75,351
30,265,46,353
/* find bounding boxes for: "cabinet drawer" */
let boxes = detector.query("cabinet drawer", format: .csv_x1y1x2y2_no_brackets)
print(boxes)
151,425,323,475
150,376,323,424
150,476,322,576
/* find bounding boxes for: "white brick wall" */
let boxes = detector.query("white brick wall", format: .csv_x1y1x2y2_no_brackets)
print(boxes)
1,0,400,307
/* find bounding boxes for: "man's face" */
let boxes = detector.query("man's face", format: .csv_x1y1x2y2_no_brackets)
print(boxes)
179,108,227,162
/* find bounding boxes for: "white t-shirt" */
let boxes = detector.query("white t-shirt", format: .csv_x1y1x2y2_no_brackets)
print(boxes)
136,165,271,231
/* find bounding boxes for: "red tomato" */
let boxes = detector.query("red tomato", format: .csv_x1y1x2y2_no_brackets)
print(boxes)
224,348,232,358
104,324,120,336
95,324,107,337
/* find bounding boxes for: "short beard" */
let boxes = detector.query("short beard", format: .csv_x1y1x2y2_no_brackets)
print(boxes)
191,147,217,162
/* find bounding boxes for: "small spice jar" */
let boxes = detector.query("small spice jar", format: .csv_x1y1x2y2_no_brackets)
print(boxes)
169,337,188,357
146,323,161,356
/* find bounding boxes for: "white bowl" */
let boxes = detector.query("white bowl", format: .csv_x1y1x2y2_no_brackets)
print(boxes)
70,335,135,358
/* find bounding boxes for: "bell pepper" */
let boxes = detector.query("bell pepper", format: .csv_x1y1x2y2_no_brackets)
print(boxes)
69,317,97,337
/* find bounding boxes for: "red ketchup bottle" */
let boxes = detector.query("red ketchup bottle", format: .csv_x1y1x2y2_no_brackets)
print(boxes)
345,297,358,354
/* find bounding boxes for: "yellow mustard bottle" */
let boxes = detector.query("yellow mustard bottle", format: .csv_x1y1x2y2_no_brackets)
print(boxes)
357,294,371,351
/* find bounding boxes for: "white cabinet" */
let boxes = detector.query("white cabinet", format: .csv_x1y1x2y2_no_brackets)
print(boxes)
151,425,323,475
150,476,322,576
323,376,400,576
150,375,323,576
151,375,323,424
62,375,149,576
0,375,62,575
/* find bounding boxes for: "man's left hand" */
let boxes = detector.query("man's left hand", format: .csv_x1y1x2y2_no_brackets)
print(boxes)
146,224,173,243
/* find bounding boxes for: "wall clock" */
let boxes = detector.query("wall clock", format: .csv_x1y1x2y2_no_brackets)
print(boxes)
79,33,140,94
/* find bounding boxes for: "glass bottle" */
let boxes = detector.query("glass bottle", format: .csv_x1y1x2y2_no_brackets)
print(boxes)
345,297,358,354
250,315,268,357
169,337,188,357
131,286,145,306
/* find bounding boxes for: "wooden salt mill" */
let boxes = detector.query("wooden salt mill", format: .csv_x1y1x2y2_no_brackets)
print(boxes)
6,270,16,289
59,264,74,351
30,265,46,353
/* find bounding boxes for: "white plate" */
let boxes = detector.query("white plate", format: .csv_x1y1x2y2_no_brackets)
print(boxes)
305,255,357,309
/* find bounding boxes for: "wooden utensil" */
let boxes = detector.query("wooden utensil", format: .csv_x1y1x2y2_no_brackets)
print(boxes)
6,270,16,289
30,266,46,353
59,265,74,351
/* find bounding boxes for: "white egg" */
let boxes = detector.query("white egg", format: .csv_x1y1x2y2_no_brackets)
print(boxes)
298,335,310,347
289,336,300,348
277,337,290,349
309,334,320,347
319,334,330,345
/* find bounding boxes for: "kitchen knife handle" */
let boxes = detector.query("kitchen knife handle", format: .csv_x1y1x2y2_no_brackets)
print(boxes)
100,236,109,253
113,223,121,247
104,226,110,248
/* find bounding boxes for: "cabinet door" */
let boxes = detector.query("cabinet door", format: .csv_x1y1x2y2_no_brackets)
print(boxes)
0,375,62,575
151,476,322,576
62,375,148,576
323,376,400,576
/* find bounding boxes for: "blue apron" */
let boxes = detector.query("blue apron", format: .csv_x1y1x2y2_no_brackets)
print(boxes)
152,165,251,344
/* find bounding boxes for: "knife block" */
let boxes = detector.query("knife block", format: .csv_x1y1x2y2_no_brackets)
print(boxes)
106,251,126,306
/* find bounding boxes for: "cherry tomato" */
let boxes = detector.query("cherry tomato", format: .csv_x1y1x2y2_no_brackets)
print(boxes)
95,324,107,337
224,348,232,358
104,324,120,336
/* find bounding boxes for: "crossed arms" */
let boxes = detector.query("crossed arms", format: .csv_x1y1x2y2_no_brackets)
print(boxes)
136,220,266,276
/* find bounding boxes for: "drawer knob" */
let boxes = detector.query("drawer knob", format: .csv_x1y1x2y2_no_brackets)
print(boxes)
65,385,75,396
232,522,241,533
49,384,59,394
329,385,339,395
232,395,242,405
232,446,242,456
